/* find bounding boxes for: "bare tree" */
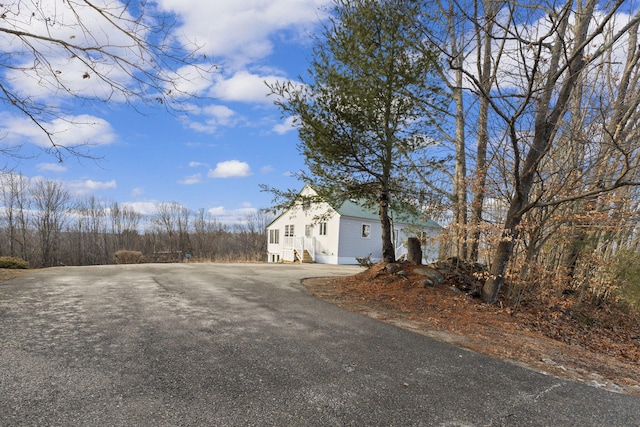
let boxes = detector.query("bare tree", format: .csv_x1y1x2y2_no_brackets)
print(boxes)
73,196,109,264
415,0,505,262
424,0,471,260
154,202,187,255
471,1,640,303
526,16,640,289
0,172,26,256
109,201,141,252
176,203,191,256
31,179,71,267
0,172,31,261
0,0,214,160
467,0,503,262
192,208,211,259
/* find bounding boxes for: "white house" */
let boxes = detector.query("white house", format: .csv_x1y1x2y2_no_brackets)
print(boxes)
266,185,441,265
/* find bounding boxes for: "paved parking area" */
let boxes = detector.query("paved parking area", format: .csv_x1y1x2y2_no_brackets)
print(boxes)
1,263,638,426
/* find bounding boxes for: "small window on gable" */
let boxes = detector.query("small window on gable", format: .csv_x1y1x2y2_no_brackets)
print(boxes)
319,222,327,236
361,224,371,239
302,198,311,211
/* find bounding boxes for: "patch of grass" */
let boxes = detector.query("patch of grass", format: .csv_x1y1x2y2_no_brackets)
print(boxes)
0,269,28,283
0,257,30,284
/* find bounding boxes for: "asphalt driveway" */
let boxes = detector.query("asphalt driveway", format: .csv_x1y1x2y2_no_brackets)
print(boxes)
1,263,638,426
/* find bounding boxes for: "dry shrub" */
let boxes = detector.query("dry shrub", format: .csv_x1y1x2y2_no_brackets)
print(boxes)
0,256,29,269
114,250,144,264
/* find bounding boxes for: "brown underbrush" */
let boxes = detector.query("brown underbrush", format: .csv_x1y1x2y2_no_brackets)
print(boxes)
304,262,640,396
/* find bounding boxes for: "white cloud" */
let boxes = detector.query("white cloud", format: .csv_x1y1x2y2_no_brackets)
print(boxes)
122,201,158,216
0,113,116,148
184,104,241,133
183,71,301,133
156,0,330,66
207,206,226,216
2,173,116,200
165,64,215,98
208,160,252,178
0,1,151,103
67,179,117,196
178,174,202,185
37,163,68,173
203,105,237,125
5,57,133,103
211,71,286,103
207,205,258,224
260,165,276,174
272,116,299,135
131,187,145,197
0,0,327,117
189,161,209,168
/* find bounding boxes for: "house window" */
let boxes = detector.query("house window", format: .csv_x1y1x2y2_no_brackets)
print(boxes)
269,229,279,244
319,222,327,236
361,224,371,238
285,224,295,237
302,198,311,211
305,224,313,238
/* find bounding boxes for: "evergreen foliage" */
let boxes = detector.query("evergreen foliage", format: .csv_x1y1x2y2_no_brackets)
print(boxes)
269,0,446,262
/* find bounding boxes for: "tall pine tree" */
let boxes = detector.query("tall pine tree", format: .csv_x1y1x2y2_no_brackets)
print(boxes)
270,0,444,262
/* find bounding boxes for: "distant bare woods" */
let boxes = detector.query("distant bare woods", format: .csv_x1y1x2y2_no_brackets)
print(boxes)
0,174,271,267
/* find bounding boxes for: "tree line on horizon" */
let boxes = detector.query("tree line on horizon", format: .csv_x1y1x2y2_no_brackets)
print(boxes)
0,173,270,268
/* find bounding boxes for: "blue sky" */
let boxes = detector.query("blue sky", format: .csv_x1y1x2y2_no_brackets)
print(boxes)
0,0,333,223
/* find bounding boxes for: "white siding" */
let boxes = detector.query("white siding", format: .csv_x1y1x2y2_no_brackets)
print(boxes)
394,226,441,264
267,186,341,263
312,213,341,263
337,217,383,264
336,218,441,265
267,185,442,264
422,227,441,263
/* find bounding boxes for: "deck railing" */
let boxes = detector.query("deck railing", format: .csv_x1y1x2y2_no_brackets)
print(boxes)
283,236,315,262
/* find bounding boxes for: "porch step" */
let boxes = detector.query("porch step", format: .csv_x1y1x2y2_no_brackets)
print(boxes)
295,249,314,263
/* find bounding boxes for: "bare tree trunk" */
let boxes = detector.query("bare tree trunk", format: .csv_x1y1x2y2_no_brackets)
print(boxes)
31,180,71,267
379,191,395,263
443,0,469,260
407,237,422,264
452,65,468,259
469,0,499,262
483,0,598,302
1,173,19,256
482,194,526,302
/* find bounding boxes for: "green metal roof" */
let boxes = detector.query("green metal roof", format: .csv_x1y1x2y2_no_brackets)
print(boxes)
335,199,379,221
265,185,441,229
335,198,441,228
